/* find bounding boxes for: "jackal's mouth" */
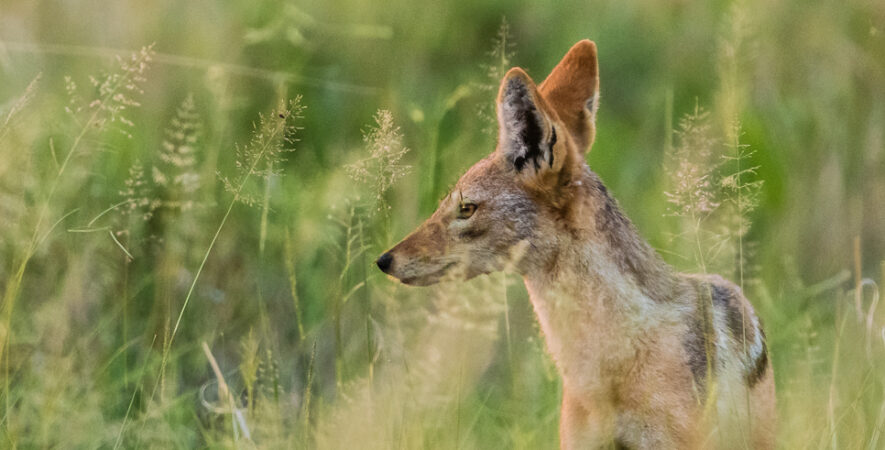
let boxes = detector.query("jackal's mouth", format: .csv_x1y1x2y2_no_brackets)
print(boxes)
398,261,458,286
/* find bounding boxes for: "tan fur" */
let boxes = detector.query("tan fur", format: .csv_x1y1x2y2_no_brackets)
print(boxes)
378,40,775,449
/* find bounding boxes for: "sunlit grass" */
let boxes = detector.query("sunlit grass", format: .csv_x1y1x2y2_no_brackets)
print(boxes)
0,0,884,448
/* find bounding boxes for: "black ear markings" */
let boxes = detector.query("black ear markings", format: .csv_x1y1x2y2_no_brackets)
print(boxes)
500,78,558,174
502,77,544,172
548,127,557,167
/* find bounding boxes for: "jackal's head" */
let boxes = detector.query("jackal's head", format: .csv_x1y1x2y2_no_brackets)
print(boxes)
377,40,601,286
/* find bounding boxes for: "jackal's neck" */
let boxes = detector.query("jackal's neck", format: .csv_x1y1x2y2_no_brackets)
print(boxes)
525,168,677,326
522,169,679,389
526,168,677,305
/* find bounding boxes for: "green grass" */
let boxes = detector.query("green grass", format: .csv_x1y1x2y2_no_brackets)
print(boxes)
1,0,884,447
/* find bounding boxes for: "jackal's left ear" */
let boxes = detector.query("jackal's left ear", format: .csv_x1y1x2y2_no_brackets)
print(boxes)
539,40,600,153
496,68,558,174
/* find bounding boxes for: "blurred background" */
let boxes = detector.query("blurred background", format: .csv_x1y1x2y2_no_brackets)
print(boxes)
1,0,884,447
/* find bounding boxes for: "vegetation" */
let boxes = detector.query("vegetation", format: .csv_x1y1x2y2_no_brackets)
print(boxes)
0,0,883,447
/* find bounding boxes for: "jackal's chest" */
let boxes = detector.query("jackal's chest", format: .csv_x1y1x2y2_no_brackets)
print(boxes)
524,282,638,393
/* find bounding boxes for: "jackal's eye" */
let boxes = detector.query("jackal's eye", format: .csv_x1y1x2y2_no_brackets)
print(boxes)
457,202,477,219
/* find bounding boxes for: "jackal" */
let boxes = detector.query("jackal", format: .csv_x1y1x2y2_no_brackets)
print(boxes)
376,40,774,449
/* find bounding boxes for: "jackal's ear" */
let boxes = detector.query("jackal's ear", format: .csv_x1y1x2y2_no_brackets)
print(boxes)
496,68,556,174
539,40,599,153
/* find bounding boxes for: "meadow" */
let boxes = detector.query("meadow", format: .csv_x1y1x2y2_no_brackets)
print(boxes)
1,0,884,448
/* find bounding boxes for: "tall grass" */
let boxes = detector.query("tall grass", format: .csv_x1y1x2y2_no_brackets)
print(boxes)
0,0,884,448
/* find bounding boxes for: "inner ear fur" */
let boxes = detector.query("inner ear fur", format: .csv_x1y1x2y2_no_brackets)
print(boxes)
496,68,569,176
539,39,600,153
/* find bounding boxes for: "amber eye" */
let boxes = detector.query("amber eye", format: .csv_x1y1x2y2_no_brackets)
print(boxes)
457,202,477,219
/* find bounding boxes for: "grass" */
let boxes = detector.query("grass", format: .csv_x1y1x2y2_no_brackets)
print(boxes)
1,0,884,448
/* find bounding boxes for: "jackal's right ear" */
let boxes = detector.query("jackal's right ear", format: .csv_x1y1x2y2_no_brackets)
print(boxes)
539,40,600,153
496,68,556,174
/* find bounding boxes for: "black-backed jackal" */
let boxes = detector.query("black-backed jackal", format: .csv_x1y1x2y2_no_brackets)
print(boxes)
377,40,775,449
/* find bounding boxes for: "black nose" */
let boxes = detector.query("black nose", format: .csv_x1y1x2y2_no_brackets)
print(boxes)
376,252,393,273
